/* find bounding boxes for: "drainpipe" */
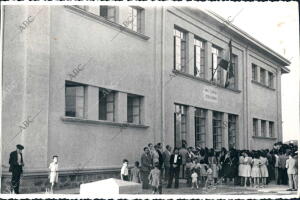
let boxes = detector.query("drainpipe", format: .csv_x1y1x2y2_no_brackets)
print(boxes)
161,6,165,146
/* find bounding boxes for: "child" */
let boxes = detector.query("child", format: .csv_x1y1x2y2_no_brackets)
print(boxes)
251,152,261,188
148,162,161,194
205,165,214,189
130,161,141,183
49,155,59,194
286,152,297,191
191,169,199,189
121,159,129,181
259,152,269,188
185,158,193,187
243,151,252,187
199,159,208,186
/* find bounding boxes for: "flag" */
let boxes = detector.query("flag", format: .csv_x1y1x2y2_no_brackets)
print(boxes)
225,40,233,88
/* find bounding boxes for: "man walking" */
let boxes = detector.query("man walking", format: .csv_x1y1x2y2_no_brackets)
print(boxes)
140,147,152,189
9,144,25,194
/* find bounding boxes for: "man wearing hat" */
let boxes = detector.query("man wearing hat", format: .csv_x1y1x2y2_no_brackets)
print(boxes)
9,144,25,194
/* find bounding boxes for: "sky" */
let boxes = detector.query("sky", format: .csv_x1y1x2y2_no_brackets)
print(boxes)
200,2,299,142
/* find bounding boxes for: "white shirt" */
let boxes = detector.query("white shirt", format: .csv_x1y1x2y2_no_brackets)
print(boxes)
191,172,198,182
121,164,129,176
174,154,178,163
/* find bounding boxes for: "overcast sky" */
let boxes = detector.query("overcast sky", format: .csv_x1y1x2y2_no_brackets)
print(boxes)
201,2,299,142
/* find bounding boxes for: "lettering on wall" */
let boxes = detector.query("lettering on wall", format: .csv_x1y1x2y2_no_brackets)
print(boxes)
203,87,218,103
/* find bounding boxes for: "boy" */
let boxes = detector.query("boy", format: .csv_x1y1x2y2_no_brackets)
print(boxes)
121,159,129,181
205,165,214,190
191,169,199,189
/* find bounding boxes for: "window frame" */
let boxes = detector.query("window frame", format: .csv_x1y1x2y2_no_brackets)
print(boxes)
212,111,223,150
195,108,206,148
174,27,187,72
194,38,205,79
65,81,86,118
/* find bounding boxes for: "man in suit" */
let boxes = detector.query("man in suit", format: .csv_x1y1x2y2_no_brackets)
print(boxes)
162,145,172,182
9,144,25,194
167,147,182,188
140,147,152,189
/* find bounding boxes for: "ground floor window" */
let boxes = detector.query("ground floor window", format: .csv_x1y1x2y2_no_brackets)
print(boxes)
99,88,115,121
269,121,274,137
174,104,187,148
195,108,206,148
228,114,238,149
213,111,222,150
127,94,142,124
261,120,266,137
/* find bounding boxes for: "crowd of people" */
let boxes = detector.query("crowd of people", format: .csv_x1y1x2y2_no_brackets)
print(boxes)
120,141,298,194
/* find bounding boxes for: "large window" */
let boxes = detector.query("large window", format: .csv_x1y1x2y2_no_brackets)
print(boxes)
213,111,222,150
253,118,258,136
260,68,266,85
252,64,258,81
99,88,115,121
174,28,187,72
174,104,187,148
228,114,237,149
268,72,274,88
194,38,205,78
227,55,237,89
269,121,274,137
127,94,142,124
195,108,206,148
261,120,266,137
212,46,222,84
65,81,85,118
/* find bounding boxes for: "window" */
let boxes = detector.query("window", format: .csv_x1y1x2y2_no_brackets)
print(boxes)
174,28,187,72
252,64,257,81
228,114,237,149
74,5,116,22
213,111,222,150
227,55,237,89
194,38,205,78
195,108,206,148
125,6,142,32
261,120,266,137
174,104,187,148
127,94,141,124
99,88,115,121
269,121,274,137
268,72,274,88
65,81,85,118
260,68,266,85
253,118,258,136
212,46,222,84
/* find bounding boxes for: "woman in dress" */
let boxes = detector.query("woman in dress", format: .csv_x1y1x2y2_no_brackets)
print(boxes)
251,152,261,188
259,151,269,188
208,149,219,185
49,155,59,194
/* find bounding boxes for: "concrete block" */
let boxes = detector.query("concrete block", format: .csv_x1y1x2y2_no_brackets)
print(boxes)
80,178,142,195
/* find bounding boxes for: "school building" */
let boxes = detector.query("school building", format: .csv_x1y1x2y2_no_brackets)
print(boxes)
1,5,290,193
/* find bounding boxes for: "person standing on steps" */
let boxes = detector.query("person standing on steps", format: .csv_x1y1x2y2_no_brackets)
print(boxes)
9,144,25,194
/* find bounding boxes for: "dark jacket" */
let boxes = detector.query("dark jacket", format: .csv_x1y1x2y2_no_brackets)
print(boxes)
141,152,152,172
9,151,24,173
170,154,182,169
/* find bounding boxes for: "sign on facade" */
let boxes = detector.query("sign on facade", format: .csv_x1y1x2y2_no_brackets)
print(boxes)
203,87,218,103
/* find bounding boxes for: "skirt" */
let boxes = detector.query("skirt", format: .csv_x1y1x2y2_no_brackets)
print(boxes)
238,164,245,177
243,165,251,177
49,172,58,183
251,167,261,178
260,165,269,177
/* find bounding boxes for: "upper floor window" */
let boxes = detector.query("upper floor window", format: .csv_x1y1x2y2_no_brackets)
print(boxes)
65,81,85,118
261,120,266,137
260,68,266,85
268,72,274,88
127,94,142,124
174,28,187,72
227,54,238,89
212,46,222,85
99,88,115,121
194,38,205,78
252,64,258,81
253,118,258,136
75,5,116,22
125,6,142,33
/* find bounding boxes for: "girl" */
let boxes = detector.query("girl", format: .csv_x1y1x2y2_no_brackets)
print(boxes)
251,152,261,188
148,162,161,194
259,151,269,188
49,155,59,194
199,159,208,186
238,150,245,186
208,150,219,185
205,165,214,189
243,151,252,187
130,161,141,183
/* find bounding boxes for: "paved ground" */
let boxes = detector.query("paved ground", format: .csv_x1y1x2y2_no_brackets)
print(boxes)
48,180,298,196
